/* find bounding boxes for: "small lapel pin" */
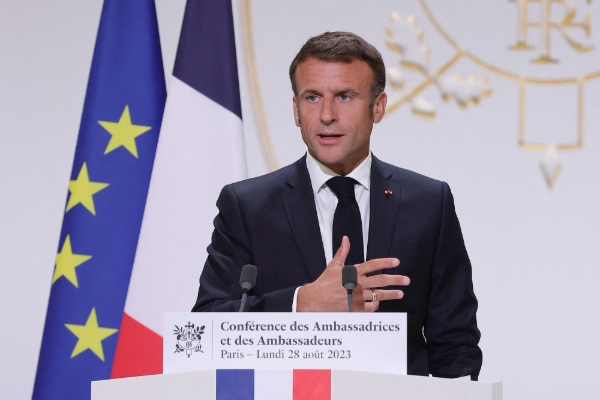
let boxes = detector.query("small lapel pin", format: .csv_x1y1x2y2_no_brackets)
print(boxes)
384,190,393,195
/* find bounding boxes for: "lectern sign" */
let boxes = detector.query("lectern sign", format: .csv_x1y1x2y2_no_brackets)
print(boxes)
164,312,407,375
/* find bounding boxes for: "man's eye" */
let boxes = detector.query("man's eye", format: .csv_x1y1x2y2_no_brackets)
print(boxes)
339,94,350,101
306,95,318,102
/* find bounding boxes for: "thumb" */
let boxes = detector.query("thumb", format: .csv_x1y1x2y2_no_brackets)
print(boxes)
330,236,350,268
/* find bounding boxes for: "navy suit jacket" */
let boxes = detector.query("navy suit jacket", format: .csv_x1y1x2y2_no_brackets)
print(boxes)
193,154,482,379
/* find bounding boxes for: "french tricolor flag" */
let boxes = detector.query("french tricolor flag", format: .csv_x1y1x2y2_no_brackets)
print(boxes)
216,370,331,400
111,0,247,377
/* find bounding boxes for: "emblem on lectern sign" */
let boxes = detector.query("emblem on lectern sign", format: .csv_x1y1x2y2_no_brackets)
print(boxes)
174,322,205,358
384,0,600,189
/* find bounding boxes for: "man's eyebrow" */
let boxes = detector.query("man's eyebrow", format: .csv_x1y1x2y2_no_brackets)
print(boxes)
298,88,361,97
298,89,323,97
334,88,361,97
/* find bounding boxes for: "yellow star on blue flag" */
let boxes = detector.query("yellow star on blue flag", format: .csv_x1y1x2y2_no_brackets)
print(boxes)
99,105,151,158
66,162,109,215
52,235,92,288
65,308,118,361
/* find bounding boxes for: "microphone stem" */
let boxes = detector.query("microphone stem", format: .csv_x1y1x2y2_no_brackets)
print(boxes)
239,292,247,312
347,292,353,312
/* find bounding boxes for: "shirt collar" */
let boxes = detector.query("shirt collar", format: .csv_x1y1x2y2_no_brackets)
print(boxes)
306,151,372,194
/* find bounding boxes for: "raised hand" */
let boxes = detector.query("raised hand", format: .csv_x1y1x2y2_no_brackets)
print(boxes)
297,236,410,312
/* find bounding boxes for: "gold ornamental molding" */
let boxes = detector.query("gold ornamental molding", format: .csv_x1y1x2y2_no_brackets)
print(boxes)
240,0,279,172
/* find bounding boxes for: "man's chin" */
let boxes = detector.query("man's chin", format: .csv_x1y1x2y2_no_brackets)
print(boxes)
311,152,344,168
312,156,352,175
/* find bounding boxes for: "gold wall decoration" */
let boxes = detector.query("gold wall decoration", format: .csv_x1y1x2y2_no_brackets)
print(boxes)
384,12,492,118
383,0,600,189
239,0,279,172
509,0,594,63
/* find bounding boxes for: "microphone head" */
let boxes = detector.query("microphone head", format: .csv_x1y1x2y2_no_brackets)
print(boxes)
240,264,258,291
341,265,358,292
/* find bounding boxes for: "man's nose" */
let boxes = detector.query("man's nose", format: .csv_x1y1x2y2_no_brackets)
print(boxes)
320,98,337,126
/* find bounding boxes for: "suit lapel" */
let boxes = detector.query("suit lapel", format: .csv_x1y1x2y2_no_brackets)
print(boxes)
366,156,402,261
282,156,327,281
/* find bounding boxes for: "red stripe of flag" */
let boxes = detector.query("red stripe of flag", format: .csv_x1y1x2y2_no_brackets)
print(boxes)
293,370,331,400
111,313,162,378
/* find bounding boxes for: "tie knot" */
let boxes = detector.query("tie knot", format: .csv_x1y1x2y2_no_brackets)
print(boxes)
327,176,357,199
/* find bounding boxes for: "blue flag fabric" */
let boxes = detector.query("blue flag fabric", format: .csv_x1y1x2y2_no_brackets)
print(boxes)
173,0,242,118
33,1,166,398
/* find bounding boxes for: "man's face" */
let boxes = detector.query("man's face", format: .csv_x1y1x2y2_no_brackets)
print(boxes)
293,58,386,175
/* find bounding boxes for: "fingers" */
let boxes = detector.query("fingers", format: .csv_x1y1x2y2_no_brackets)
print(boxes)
360,289,403,312
362,289,404,301
330,235,350,268
364,301,380,312
360,274,410,290
351,284,366,312
357,258,400,274
351,286,404,313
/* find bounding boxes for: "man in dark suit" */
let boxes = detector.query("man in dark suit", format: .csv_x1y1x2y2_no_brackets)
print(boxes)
193,32,482,379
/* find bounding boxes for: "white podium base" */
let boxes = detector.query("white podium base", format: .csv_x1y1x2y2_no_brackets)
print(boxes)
92,370,501,400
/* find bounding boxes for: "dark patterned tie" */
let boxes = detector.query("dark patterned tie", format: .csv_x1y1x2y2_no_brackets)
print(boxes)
327,176,364,265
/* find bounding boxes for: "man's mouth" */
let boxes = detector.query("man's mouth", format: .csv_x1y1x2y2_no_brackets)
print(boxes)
317,134,343,146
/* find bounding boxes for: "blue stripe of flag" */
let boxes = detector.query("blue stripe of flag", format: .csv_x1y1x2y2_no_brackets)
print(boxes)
217,369,255,400
173,0,242,119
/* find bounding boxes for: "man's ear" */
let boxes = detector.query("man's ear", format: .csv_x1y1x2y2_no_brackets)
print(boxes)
372,91,387,123
293,96,301,127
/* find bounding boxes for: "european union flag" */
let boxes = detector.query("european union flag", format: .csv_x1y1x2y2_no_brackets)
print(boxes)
33,1,166,398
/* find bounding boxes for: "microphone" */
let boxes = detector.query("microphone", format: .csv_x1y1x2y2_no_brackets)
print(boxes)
239,264,257,312
341,265,358,312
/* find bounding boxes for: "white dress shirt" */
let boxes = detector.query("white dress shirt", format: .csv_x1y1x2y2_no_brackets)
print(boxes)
291,152,372,311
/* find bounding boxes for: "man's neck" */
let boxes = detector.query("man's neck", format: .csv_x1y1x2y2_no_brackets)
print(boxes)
306,151,372,195
308,152,369,177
